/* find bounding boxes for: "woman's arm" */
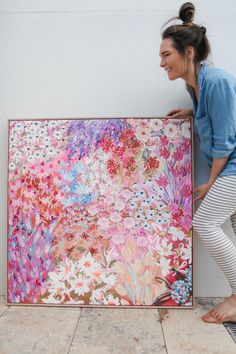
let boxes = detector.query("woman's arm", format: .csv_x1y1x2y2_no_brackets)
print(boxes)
194,156,229,201
166,108,193,117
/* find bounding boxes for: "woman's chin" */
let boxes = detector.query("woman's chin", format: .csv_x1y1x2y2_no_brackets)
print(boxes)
168,74,175,81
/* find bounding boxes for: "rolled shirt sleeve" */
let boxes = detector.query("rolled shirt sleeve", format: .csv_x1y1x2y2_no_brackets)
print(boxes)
207,78,236,158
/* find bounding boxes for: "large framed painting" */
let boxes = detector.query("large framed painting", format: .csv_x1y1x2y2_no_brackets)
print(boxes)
7,118,193,307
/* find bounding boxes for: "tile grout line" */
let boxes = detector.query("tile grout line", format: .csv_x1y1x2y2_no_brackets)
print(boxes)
158,309,169,354
0,306,10,318
66,308,83,354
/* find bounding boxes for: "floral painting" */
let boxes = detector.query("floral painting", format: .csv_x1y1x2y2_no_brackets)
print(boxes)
8,118,192,307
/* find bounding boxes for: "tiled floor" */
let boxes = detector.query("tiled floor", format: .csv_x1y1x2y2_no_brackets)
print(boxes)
0,297,235,354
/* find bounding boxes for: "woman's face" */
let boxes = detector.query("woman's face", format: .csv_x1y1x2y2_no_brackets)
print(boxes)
159,38,188,81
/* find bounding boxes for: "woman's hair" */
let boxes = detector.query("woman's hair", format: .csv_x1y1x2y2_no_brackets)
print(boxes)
162,2,211,66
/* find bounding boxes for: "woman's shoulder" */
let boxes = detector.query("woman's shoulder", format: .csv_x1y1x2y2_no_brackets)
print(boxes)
202,64,236,86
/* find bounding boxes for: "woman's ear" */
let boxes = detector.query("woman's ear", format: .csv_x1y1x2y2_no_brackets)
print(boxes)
187,46,195,61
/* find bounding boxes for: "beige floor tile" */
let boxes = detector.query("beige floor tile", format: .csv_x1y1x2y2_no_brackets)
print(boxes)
69,345,162,354
0,305,8,317
0,306,81,354
0,296,9,317
160,298,236,354
71,308,167,354
69,344,136,354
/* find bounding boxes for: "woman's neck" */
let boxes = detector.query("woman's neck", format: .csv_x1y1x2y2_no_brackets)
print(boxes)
184,63,201,99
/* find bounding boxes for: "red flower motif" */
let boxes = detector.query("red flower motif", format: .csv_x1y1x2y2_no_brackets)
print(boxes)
113,145,126,159
172,208,184,223
145,157,159,173
100,137,114,152
123,156,136,175
107,159,119,176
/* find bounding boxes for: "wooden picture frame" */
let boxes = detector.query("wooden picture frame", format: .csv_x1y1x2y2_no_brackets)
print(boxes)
7,117,193,307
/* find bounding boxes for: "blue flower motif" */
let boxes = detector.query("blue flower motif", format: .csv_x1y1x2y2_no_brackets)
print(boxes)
185,266,192,283
171,280,191,304
78,193,93,205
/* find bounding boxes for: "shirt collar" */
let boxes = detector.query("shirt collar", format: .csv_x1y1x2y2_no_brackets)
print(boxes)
198,63,207,89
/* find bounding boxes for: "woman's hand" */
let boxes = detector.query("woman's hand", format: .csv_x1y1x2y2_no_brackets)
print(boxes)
166,108,193,118
193,182,213,201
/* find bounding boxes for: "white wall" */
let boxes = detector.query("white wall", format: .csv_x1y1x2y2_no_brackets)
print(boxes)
1,0,236,296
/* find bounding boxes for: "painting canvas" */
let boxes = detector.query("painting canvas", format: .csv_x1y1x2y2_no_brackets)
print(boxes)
8,118,193,307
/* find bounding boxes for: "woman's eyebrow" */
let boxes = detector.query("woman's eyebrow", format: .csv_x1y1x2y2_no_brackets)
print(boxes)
159,50,170,56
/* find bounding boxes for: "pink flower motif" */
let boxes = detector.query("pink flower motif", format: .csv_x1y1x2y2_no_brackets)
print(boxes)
104,196,114,206
110,211,122,223
120,189,133,200
137,228,148,237
108,226,118,235
137,237,148,248
156,175,168,187
160,136,169,146
110,228,125,245
97,202,106,211
160,147,170,159
180,215,192,233
173,147,184,161
182,184,192,198
98,218,110,229
168,201,179,214
87,205,99,215
114,199,125,211
124,217,135,229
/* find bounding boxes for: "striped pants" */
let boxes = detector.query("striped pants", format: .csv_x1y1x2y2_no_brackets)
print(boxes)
192,175,236,294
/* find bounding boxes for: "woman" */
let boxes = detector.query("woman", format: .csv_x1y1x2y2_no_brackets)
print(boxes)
160,2,236,323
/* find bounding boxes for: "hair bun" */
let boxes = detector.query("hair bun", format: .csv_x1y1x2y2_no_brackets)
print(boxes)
179,2,195,24
200,26,206,35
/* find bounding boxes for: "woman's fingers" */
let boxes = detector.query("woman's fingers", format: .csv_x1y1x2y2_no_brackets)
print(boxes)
166,109,182,116
166,108,194,117
193,187,202,201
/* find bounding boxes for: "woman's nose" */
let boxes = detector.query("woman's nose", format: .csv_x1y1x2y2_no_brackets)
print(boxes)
160,57,165,67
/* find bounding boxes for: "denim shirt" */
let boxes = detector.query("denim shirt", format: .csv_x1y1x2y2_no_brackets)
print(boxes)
189,63,236,177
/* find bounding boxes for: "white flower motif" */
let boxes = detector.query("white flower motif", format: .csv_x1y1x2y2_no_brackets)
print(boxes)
103,293,120,305
159,256,171,277
100,273,116,286
149,119,163,132
26,134,38,145
163,123,178,139
179,244,192,261
27,154,37,164
70,274,90,296
78,252,96,274
156,239,173,257
90,288,106,304
53,130,63,140
9,162,16,171
127,118,143,127
181,121,191,139
169,226,186,241
136,126,152,142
